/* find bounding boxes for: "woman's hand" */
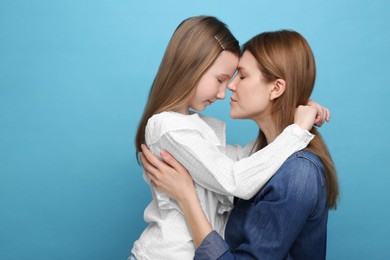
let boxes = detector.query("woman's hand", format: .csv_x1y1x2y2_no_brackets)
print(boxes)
140,144,196,204
140,144,213,247
294,100,330,131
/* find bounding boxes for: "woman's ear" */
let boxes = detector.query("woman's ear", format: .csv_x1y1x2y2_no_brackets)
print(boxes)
270,79,286,100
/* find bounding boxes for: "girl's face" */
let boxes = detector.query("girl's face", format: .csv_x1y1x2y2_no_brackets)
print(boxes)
228,50,274,121
189,51,239,112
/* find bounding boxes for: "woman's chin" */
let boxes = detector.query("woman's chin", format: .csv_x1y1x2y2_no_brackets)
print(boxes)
229,110,239,119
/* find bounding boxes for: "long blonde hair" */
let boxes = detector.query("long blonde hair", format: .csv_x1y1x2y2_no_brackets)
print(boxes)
243,30,339,209
135,16,240,161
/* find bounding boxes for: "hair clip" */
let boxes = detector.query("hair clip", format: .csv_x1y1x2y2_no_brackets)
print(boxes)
214,36,225,50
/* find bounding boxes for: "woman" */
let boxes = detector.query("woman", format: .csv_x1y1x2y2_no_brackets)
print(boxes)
141,30,339,259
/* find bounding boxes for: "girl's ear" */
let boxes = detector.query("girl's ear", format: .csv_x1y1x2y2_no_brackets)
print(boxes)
270,79,286,100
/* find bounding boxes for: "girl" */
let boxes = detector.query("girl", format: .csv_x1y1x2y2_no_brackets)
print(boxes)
142,30,339,259
132,17,327,259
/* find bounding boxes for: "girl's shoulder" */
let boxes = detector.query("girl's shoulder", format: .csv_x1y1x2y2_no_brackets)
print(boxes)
146,111,225,144
148,111,225,131
148,111,200,129
146,111,203,139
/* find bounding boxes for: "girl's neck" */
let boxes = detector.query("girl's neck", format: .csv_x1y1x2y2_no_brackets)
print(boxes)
172,105,190,115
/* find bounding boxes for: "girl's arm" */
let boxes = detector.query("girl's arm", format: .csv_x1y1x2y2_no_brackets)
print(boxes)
148,103,328,199
147,105,316,199
223,101,329,161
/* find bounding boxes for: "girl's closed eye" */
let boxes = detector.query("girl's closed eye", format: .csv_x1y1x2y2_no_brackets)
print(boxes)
218,76,228,83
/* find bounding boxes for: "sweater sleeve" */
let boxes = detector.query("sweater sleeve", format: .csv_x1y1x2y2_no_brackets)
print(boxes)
150,123,314,199
224,141,256,161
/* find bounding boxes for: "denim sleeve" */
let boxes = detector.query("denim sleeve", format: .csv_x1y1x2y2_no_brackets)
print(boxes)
196,156,322,259
194,231,232,260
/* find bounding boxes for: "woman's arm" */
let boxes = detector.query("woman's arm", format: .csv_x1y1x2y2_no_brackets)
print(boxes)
142,149,326,259
194,155,326,259
140,149,212,247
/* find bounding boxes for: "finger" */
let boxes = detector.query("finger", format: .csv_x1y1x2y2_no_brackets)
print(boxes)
323,108,328,123
314,110,323,126
317,109,324,127
145,170,161,187
321,107,326,125
149,177,158,189
140,152,161,177
160,150,186,172
326,108,331,121
141,144,165,170
320,111,325,126
140,152,155,171
315,118,323,127
314,115,320,126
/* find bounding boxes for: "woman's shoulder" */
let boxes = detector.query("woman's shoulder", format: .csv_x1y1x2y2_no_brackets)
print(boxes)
286,150,323,170
276,150,325,186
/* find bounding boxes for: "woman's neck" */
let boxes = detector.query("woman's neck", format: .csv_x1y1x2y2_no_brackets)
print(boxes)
254,116,278,144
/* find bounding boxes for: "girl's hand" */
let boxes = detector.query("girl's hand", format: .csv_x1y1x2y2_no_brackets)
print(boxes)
294,100,331,131
308,100,330,127
140,144,196,204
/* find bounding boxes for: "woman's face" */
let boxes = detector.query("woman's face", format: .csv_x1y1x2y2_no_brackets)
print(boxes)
228,50,274,120
189,51,239,112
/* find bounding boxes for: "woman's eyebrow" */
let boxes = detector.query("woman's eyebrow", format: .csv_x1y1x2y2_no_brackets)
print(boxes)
237,67,247,73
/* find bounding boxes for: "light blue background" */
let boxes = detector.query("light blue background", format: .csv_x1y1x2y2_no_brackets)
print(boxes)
1,0,389,259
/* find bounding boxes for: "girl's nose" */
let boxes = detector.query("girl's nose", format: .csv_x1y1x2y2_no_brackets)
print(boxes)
216,85,226,100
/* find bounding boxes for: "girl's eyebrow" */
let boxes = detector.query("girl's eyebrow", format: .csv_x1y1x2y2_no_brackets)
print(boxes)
218,74,231,79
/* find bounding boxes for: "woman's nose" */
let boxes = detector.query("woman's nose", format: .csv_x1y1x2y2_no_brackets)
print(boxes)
227,79,236,92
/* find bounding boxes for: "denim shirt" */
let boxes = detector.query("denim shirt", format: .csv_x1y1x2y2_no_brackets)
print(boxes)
195,150,329,260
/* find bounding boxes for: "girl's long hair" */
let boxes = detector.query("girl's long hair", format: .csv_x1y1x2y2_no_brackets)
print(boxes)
135,16,239,162
243,30,339,209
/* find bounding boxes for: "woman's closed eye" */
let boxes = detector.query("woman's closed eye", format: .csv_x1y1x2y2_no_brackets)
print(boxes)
238,72,246,80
